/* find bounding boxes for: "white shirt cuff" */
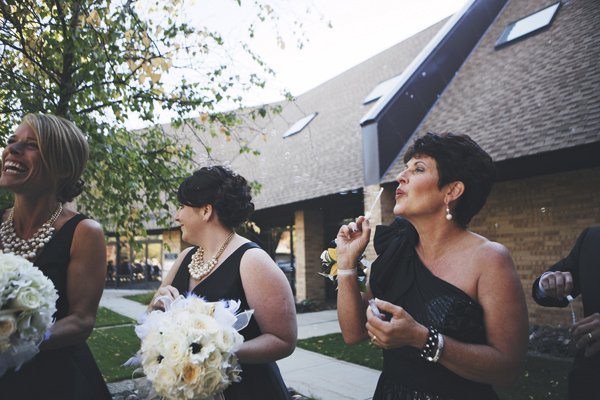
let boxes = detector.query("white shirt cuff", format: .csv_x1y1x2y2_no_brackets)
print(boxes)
537,271,553,298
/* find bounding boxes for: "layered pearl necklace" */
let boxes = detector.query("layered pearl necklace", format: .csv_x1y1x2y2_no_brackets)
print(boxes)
0,204,63,259
188,231,235,280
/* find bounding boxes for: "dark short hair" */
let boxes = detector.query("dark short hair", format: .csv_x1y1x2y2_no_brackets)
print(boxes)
404,132,496,228
177,166,254,230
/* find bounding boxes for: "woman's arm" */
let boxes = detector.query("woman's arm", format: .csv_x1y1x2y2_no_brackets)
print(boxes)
237,248,297,364
441,242,529,387
367,242,528,387
336,216,372,344
39,219,106,351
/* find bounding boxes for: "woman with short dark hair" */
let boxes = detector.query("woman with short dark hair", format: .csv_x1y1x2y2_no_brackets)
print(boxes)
149,166,297,400
336,132,529,399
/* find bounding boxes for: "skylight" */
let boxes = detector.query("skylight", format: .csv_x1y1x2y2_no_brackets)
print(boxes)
282,112,317,138
495,2,560,49
363,75,403,105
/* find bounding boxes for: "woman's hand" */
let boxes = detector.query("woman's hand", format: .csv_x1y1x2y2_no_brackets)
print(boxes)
336,216,371,269
149,285,180,312
365,298,428,350
571,313,600,357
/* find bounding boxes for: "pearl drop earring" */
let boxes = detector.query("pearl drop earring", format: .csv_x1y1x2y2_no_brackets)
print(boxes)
446,205,453,221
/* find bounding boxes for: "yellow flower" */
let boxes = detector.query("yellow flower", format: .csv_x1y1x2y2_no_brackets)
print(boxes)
329,262,338,277
328,248,337,261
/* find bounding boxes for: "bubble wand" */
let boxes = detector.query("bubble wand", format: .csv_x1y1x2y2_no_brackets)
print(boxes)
567,295,576,324
364,188,384,221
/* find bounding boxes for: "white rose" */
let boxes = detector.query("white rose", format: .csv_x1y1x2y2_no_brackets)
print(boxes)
161,330,189,364
188,313,220,332
153,363,180,397
212,328,235,353
230,330,244,353
205,349,223,370
186,297,212,315
200,368,226,396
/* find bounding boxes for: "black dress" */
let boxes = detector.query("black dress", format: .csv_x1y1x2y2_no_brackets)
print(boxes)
171,242,291,400
0,213,112,400
369,218,498,400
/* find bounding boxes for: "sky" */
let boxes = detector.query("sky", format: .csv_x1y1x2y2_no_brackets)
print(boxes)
128,0,470,128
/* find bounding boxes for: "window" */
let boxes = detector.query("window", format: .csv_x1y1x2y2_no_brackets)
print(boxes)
282,112,317,138
363,75,403,104
495,2,561,49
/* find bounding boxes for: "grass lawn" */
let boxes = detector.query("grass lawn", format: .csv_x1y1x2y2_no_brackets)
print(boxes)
89,307,141,383
124,291,155,306
297,333,571,400
94,306,136,328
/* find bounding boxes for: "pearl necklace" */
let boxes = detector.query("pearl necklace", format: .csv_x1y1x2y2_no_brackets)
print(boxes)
188,231,235,280
0,204,63,259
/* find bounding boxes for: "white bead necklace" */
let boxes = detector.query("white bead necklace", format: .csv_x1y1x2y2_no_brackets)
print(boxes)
188,231,235,280
0,204,63,259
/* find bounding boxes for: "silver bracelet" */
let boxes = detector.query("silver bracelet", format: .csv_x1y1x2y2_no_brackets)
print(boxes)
337,267,358,276
432,332,444,363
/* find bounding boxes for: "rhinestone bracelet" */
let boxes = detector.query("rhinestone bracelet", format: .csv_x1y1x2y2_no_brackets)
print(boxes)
420,327,439,361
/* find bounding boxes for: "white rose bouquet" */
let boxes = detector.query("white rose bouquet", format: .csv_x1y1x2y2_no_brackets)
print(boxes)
0,251,58,377
126,293,253,400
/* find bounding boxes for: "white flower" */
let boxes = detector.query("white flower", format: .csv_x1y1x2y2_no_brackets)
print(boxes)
127,293,253,400
320,249,331,263
0,251,57,377
12,286,43,310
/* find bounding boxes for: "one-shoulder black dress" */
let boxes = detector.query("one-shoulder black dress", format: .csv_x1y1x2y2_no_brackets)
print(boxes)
0,213,112,400
171,242,291,400
369,218,499,400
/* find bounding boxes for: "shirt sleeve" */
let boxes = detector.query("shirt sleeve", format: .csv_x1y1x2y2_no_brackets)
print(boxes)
531,228,588,308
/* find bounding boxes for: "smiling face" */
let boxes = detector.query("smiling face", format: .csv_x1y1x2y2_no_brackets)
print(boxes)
0,123,52,195
175,204,205,244
393,155,447,220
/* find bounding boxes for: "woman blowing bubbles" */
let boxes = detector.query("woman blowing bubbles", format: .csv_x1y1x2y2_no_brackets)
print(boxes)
336,132,528,399
148,166,297,400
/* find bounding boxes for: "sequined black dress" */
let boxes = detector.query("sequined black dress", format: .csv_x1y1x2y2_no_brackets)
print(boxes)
171,242,292,400
0,212,112,400
369,218,499,400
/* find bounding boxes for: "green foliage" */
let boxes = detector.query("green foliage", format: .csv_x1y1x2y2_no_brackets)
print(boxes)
0,0,323,241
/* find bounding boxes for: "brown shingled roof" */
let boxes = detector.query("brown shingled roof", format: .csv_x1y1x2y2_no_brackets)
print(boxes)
383,0,600,182
175,19,449,211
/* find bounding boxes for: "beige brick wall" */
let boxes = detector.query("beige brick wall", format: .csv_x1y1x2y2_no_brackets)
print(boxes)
294,209,325,301
470,166,600,327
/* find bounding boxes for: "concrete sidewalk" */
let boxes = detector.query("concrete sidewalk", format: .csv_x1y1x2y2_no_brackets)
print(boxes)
100,288,380,400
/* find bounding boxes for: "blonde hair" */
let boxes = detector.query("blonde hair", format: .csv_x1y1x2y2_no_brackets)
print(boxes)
22,113,89,203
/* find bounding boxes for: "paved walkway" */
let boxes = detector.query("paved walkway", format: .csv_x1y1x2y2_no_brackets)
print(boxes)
99,288,380,400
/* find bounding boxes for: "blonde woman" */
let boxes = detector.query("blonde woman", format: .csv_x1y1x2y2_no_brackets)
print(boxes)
0,114,110,400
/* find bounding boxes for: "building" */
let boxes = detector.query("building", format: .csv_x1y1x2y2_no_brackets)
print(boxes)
129,0,599,328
